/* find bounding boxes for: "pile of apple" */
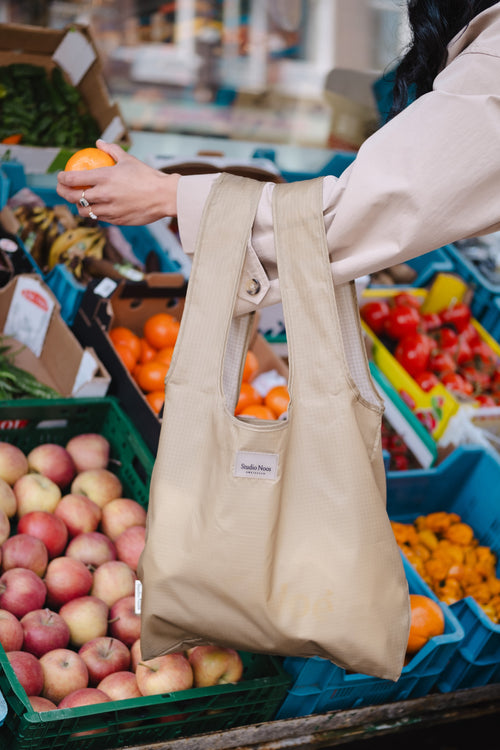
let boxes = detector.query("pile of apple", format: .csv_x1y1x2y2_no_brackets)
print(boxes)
0,435,243,717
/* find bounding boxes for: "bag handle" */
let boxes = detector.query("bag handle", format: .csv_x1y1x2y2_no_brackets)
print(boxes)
167,173,265,391
272,178,350,395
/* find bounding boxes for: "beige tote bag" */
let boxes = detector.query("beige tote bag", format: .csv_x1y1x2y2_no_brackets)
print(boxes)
139,173,410,680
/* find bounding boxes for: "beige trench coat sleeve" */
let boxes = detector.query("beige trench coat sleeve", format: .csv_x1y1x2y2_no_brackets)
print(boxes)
177,5,500,316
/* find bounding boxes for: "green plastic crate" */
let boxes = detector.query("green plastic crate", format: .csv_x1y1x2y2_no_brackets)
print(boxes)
0,397,291,749
0,397,153,505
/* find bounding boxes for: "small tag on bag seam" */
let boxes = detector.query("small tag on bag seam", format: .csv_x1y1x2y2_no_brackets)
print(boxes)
234,451,278,479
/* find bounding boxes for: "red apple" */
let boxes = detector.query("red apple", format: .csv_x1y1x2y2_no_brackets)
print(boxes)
66,531,116,568
130,638,142,672
0,442,29,485
91,560,136,608
58,686,111,708
39,647,89,704
54,493,101,537
59,595,109,648
7,650,44,696
100,498,147,541
188,645,243,687
1,533,48,577
17,511,68,559
29,695,57,712
0,507,10,546
0,477,17,517
109,595,141,646
21,608,70,658
136,652,193,696
66,433,110,473
98,670,141,701
27,443,76,490
70,469,122,509
0,608,24,651
78,636,131,685
115,525,146,571
14,473,61,517
44,556,93,609
0,567,46,617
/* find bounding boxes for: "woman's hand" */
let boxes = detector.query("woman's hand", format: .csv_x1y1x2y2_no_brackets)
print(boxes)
56,139,180,225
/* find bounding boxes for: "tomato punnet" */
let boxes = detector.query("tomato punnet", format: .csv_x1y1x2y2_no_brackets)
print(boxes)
360,300,390,335
394,333,433,378
439,302,471,333
384,304,421,340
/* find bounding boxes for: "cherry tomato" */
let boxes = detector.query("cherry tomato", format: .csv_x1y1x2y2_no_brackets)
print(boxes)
429,351,456,376
394,292,422,310
440,302,471,333
360,299,390,335
422,312,442,332
461,322,481,348
415,371,440,392
433,327,459,351
470,340,499,372
391,453,410,471
455,335,473,366
474,394,497,406
395,333,433,377
441,371,474,396
461,365,492,393
384,304,421,340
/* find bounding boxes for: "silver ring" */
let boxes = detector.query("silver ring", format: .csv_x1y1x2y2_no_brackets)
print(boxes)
79,191,90,208
89,210,98,220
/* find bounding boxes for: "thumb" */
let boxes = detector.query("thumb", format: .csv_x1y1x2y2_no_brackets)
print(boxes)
96,139,127,163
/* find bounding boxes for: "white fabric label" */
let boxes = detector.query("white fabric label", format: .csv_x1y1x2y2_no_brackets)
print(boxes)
135,579,142,614
234,451,278,479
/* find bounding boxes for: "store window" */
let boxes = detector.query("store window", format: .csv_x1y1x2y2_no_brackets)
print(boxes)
0,0,408,149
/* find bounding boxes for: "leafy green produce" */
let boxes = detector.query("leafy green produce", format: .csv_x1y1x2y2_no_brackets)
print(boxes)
0,339,60,400
0,63,100,148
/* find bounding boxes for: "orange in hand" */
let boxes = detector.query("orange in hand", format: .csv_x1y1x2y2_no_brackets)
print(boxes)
406,594,445,655
65,147,116,189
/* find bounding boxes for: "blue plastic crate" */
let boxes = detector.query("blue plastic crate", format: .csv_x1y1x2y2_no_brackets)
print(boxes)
275,556,463,719
0,689,6,728
442,242,500,336
386,445,500,691
2,162,183,325
251,147,356,182
369,246,456,290
0,167,10,209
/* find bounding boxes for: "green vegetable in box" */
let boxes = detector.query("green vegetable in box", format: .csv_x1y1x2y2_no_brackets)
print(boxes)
0,64,100,148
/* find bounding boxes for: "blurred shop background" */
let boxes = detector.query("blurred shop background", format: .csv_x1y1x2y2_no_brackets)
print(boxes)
0,1,409,151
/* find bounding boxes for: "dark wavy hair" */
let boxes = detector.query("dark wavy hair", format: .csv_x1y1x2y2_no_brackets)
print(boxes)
390,0,498,117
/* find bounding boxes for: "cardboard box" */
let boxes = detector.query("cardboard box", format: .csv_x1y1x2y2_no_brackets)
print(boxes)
0,275,110,398
0,23,129,174
72,274,289,453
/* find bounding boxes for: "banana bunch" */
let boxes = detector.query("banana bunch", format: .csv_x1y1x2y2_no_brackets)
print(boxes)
48,225,107,280
13,205,63,267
